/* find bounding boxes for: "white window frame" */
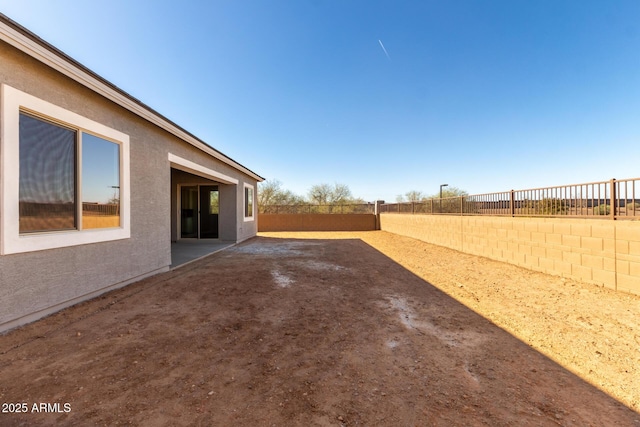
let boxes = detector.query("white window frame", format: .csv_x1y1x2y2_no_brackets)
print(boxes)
243,183,254,222
1,84,130,255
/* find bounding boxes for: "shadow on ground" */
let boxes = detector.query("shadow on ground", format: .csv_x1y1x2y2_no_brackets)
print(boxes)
0,235,638,426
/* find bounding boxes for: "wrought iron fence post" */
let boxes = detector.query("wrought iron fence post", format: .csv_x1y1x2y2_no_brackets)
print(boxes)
610,178,616,220
510,190,515,217
460,196,464,215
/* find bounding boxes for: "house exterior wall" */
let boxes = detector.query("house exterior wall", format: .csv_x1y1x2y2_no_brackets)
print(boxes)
0,39,258,332
379,213,640,296
237,183,257,242
220,183,240,241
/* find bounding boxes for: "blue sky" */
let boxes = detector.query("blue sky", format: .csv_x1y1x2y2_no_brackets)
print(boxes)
2,0,639,202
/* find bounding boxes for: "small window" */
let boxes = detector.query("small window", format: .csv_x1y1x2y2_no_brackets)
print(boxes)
244,185,254,220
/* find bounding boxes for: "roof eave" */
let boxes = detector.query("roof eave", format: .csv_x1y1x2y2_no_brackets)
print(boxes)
0,13,264,182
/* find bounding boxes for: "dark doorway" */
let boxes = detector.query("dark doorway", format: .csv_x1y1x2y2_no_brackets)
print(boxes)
180,186,199,238
180,185,219,239
200,185,219,238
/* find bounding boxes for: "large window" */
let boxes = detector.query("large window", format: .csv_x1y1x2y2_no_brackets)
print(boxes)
18,113,121,233
244,184,254,221
1,84,130,254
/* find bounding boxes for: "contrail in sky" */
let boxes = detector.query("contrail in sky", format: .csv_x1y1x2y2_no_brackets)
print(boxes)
378,39,390,60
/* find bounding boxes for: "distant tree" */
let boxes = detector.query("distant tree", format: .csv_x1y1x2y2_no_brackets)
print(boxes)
308,183,331,205
330,183,352,204
258,180,369,213
258,180,304,213
308,183,353,205
396,191,427,203
424,186,470,213
405,190,426,202
429,186,468,199
258,180,282,206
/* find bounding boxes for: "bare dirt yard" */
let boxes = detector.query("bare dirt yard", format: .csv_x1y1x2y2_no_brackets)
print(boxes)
1,231,639,426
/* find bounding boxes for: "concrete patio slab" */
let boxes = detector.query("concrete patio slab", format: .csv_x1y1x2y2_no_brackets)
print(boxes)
170,239,235,269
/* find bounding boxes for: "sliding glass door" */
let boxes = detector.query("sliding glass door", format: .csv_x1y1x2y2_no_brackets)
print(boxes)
200,186,219,238
180,185,219,239
180,186,199,238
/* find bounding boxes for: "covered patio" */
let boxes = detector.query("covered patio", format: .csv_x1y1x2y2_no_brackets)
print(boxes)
170,239,235,269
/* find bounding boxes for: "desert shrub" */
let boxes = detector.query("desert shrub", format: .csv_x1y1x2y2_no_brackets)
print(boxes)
523,198,567,215
626,202,640,211
540,198,568,215
594,204,611,215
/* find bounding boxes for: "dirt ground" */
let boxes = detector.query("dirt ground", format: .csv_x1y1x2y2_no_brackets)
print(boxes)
1,230,639,426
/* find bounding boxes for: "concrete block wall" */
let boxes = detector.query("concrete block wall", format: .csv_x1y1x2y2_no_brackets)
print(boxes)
380,214,640,296
258,214,376,232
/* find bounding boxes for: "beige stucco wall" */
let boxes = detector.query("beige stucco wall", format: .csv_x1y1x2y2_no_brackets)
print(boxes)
0,39,258,332
380,214,640,296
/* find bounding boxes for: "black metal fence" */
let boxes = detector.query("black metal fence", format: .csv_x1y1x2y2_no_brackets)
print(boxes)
380,178,640,220
19,202,120,217
260,204,375,214
82,202,120,216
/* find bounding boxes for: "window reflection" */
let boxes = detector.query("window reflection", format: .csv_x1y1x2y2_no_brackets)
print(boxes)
81,133,120,229
19,113,76,233
245,187,253,218
209,190,219,214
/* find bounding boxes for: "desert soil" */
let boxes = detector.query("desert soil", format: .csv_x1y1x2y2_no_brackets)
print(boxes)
0,230,639,426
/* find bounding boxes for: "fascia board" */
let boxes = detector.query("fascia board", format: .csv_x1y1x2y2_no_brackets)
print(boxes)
169,153,239,185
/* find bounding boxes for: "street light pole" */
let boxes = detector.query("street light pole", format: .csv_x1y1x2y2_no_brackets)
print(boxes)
440,184,449,200
439,184,448,213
